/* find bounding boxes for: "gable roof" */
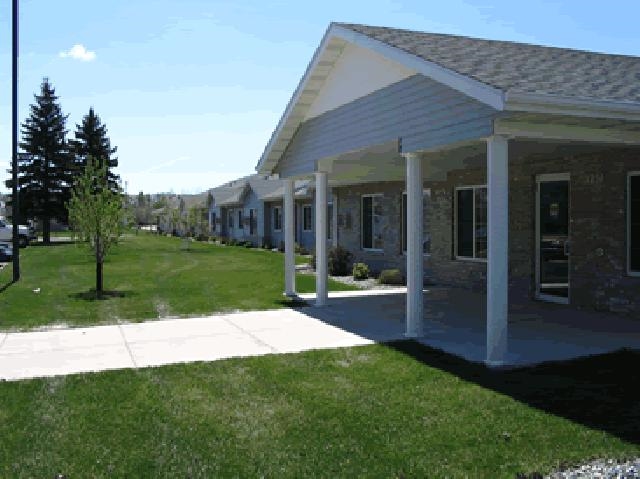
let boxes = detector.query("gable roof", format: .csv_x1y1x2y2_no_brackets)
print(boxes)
338,23,640,105
257,22,640,174
211,175,311,207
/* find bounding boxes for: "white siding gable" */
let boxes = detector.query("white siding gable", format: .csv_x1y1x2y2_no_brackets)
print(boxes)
304,42,416,120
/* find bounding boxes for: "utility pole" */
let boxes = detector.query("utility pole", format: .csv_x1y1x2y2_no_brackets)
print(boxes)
11,0,20,281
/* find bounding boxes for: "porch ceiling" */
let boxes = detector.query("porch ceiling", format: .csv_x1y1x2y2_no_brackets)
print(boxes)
496,112,640,145
319,140,486,186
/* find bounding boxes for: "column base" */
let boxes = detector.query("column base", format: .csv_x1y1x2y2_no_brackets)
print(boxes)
283,291,299,299
484,358,508,368
404,328,424,339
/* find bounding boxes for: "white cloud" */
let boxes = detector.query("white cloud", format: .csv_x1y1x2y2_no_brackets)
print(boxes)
59,44,96,62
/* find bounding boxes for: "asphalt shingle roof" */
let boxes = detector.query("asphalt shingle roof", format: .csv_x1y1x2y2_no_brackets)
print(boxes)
337,23,640,104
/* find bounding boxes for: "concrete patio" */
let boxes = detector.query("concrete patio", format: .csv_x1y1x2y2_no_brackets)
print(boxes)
1,286,637,381
298,287,640,366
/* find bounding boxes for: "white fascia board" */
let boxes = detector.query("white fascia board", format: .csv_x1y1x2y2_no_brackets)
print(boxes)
256,25,344,175
330,25,505,111
494,118,640,145
505,91,640,121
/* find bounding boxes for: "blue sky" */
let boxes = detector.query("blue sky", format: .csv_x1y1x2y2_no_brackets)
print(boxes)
0,0,638,194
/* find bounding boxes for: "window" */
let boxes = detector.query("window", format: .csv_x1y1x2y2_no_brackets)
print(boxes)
273,206,282,232
211,212,216,232
249,209,255,235
402,189,431,255
238,210,243,230
629,172,640,275
361,195,383,250
327,203,333,240
302,205,312,231
455,186,487,260
228,210,233,229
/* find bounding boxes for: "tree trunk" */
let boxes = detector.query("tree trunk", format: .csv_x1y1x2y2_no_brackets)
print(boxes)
96,260,103,296
42,216,51,244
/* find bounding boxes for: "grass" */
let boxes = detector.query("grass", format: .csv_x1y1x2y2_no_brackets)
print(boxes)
0,342,638,477
0,233,357,331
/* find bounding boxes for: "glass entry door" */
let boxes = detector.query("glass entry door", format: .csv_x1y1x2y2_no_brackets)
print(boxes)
536,174,570,303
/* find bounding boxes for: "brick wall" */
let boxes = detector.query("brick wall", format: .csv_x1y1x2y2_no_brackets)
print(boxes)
333,144,640,315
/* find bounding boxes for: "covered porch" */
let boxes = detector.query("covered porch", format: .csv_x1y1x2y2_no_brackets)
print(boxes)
276,131,640,366
255,23,640,367
297,287,640,366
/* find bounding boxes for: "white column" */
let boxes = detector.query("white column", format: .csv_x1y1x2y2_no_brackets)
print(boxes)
284,178,296,297
315,171,328,306
486,135,509,366
405,152,423,337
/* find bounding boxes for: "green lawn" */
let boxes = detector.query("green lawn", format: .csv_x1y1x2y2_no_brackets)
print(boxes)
1,342,638,477
0,233,356,331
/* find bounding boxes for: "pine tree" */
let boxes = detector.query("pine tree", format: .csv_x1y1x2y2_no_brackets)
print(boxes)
70,107,119,191
8,78,74,243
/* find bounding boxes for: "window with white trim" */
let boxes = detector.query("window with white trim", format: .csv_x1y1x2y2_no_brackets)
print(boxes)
238,209,243,229
455,186,487,260
402,189,431,255
361,194,383,250
228,210,233,229
327,203,333,240
211,212,216,232
629,172,640,275
273,206,282,232
249,208,256,235
302,205,312,231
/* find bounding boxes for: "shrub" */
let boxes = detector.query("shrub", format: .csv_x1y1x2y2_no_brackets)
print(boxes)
352,262,369,280
378,269,404,285
219,237,228,245
295,243,309,255
244,241,253,248
328,245,352,276
229,238,238,246
262,240,272,250
196,233,208,242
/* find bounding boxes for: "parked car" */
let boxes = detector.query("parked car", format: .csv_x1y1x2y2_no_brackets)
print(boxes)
0,242,12,261
0,219,30,247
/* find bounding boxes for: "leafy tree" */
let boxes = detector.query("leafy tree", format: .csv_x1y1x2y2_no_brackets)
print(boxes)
7,78,74,243
67,158,126,296
70,107,119,192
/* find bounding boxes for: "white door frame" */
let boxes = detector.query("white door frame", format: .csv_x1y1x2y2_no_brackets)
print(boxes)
535,173,570,304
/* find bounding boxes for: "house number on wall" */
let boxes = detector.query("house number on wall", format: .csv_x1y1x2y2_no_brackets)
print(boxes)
585,173,604,185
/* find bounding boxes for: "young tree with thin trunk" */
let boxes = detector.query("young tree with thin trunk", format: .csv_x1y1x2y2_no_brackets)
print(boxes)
67,158,125,296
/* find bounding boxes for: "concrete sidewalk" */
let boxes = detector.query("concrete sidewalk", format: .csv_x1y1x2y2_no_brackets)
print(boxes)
0,305,402,382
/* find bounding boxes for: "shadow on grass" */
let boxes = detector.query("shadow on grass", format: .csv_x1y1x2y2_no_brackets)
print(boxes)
69,289,135,301
274,297,311,308
30,240,76,247
386,340,640,445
